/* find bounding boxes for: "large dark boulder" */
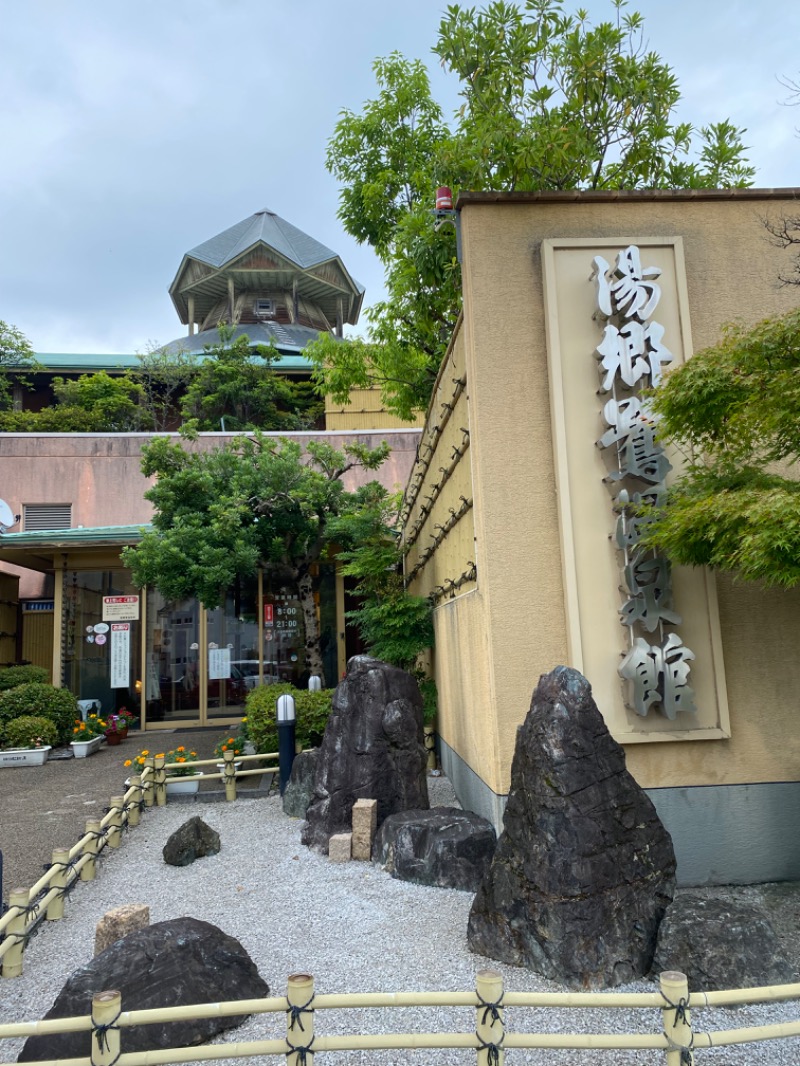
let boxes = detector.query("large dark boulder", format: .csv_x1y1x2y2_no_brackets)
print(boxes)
374,808,496,891
18,918,269,1061
282,749,319,818
301,656,429,853
652,894,794,989
468,666,676,989
163,817,221,866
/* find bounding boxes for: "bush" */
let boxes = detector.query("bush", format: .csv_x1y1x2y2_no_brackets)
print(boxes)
245,683,334,754
0,684,79,745
0,665,50,691
4,715,59,750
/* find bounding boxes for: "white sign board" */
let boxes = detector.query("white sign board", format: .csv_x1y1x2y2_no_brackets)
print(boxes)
103,595,140,622
208,647,231,680
110,623,130,688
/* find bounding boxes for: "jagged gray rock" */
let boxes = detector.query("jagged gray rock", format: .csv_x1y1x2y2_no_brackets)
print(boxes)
162,817,220,867
18,918,268,1060
301,656,429,853
468,665,676,989
374,807,496,891
282,749,319,818
652,894,794,989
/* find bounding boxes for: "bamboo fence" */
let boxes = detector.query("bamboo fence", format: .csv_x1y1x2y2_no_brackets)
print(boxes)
2,970,800,1066
0,751,278,979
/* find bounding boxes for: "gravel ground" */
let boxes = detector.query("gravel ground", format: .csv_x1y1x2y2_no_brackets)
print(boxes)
1,779,799,1066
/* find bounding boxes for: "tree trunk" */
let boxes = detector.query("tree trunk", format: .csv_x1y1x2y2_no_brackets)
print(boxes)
297,570,326,686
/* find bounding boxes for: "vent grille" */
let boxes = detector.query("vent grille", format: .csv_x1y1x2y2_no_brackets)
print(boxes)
23,504,72,531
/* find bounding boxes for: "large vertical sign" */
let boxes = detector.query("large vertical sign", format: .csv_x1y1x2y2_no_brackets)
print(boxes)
110,623,130,689
592,247,696,721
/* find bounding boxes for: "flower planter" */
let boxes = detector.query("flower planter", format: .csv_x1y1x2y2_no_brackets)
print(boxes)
70,736,105,758
105,728,128,746
0,746,52,768
165,773,203,796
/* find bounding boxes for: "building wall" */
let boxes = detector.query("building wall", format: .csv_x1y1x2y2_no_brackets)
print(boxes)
325,388,426,431
405,191,800,882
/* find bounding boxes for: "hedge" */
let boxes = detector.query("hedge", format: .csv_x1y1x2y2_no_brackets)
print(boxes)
0,684,79,745
4,715,59,750
245,683,334,754
0,665,50,692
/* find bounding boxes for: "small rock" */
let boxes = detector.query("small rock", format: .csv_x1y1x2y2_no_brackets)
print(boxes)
282,749,319,818
95,903,150,956
163,816,220,867
329,832,352,863
374,808,496,891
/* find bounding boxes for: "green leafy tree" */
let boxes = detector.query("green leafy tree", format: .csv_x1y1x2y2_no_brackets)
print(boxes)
313,0,754,419
0,371,151,432
180,332,322,431
643,308,800,587
135,343,197,431
0,320,37,411
123,432,390,683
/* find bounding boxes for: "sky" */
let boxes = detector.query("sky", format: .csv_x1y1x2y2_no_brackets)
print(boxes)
1,0,798,356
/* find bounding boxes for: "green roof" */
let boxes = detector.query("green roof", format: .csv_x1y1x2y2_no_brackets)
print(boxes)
0,524,149,550
29,350,311,373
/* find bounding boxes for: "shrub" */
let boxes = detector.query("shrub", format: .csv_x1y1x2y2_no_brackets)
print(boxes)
0,684,79,745
4,715,59,750
245,683,334,754
0,665,49,691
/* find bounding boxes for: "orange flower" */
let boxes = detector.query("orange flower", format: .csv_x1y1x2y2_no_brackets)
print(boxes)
124,759,132,767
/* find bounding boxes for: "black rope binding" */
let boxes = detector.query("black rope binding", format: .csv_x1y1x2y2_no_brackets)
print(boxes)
476,990,504,1028
661,990,694,1065
475,1033,504,1066
93,1004,122,1066
287,992,315,1032
285,1034,315,1064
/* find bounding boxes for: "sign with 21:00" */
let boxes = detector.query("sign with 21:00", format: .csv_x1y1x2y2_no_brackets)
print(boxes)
102,595,140,622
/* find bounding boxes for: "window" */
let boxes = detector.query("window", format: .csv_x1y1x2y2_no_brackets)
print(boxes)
23,504,72,531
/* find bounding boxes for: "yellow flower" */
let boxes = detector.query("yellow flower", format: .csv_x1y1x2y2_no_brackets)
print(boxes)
156,753,165,759
124,759,132,767
177,746,185,752
141,749,149,756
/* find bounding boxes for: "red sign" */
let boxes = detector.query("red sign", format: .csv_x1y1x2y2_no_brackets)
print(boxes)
264,604,274,626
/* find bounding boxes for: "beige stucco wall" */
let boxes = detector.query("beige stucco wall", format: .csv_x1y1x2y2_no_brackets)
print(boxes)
325,388,425,431
444,191,800,797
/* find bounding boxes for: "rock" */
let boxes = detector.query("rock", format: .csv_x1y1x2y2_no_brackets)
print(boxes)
94,903,150,956
468,666,676,989
329,833,352,862
374,808,496,891
651,894,794,989
282,749,319,818
163,817,220,867
352,798,378,861
18,918,269,1061
301,656,429,853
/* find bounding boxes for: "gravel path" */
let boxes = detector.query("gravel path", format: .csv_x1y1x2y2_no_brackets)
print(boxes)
1,782,799,1066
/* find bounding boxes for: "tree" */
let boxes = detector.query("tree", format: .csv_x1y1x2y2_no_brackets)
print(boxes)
0,371,151,432
643,308,800,587
122,432,390,683
0,320,37,411
180,331,322,431
312,0,754,419
135,343,197,431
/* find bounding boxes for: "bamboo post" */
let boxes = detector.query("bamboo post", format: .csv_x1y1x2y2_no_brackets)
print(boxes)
286,973,315,1066
143,757,155,807
91,989,121,1066
46,847,70,921
224,748,237,803
107,796,124,849
127,776,141,827
1,889,29,978
81,819,102,881
476,968,504,1066
154,755,166,807
660,970,693,1066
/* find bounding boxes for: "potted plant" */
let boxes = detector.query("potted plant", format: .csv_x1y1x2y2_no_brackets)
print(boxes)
214,733,244,770
0,715,57,767
70,713,107,757
125,745,202,795
104,708,136,744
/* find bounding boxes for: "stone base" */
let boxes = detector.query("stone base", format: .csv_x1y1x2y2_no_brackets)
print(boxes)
329,833,352,863
95,904,150,955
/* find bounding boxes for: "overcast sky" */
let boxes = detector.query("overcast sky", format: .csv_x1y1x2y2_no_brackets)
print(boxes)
1,0,798,356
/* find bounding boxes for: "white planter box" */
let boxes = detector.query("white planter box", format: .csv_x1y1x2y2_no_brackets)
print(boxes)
70,736,105,758
0,746,52,768
166,773,203,796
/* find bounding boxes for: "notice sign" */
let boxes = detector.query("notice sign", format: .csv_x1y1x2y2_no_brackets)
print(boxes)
208,646,231,680
264,604,274,626
110,623,130,688
103,595,140,622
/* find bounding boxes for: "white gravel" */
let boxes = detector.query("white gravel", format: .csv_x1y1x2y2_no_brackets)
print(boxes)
1,780,799,1066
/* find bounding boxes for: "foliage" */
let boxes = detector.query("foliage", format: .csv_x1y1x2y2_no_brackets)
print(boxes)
0,320,37,411
0,665,49,691
0,372,152,432
246,683,334,754
161,745,200,776
179,332,322,431
72,714,107,740
135,344,197,431
0,683,78,745
644,307,800,587
3,715,58,750
104,708,137,735
317,1,754,419
123,431,390,683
